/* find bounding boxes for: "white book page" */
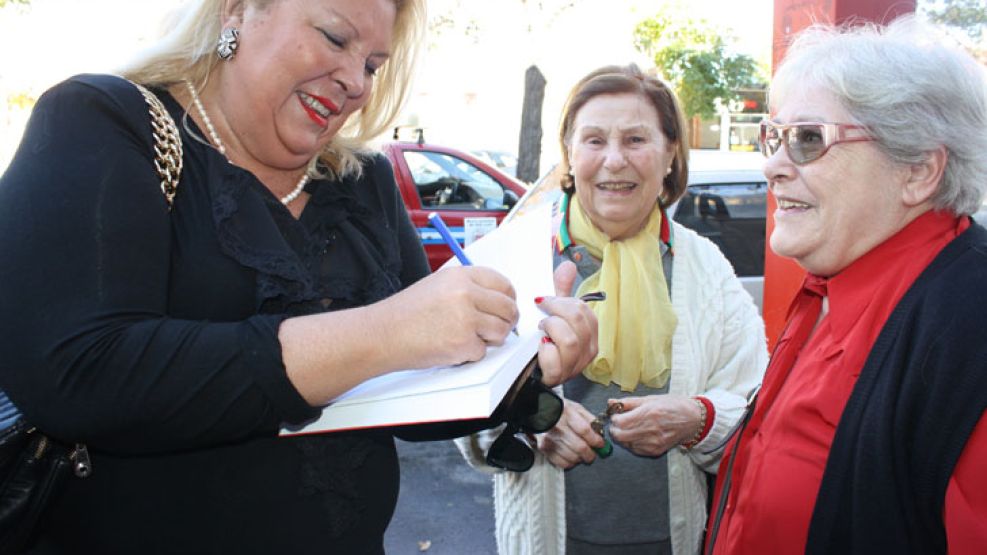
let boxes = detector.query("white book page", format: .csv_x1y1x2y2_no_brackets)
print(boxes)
281,203,554,434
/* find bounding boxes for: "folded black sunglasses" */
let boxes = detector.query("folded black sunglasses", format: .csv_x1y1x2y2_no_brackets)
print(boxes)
485,358,563,472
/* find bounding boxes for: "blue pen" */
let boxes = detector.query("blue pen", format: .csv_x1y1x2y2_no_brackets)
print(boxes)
427,212,472,266
428,212,518,336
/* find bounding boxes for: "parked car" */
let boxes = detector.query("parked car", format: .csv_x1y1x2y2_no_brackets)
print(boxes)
518,150,768,310
381,139,529,270
669,150,767,310
471,149,519,178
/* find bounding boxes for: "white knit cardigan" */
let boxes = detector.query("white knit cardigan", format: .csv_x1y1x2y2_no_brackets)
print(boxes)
455,222,769,555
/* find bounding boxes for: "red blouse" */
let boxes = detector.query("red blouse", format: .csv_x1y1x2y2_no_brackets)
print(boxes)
710,210,987,554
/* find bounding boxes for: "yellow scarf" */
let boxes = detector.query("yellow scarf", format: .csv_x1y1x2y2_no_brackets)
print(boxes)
568,195,677,391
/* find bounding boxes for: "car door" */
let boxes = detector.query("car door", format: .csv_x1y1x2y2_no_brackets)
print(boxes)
388,144,526,270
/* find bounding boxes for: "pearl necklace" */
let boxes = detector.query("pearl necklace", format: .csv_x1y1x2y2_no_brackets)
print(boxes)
184,81,310,206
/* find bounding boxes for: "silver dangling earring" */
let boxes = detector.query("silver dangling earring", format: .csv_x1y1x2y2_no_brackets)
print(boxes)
217,27,239,60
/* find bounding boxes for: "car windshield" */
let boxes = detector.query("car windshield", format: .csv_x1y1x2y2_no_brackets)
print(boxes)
404,150,509,210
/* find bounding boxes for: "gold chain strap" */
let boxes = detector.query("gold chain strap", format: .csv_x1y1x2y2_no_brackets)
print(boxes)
131,81,182,210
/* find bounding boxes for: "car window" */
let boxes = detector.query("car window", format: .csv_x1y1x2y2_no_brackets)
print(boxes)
673,181,767,277
403,151,511,211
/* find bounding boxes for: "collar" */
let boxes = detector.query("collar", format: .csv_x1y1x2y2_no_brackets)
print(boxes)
823,209,969,339
554,192,673,255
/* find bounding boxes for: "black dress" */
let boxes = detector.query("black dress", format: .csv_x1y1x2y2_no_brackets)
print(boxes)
0,74,430,554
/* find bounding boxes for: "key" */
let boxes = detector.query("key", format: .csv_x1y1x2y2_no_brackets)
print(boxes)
591,411,614,459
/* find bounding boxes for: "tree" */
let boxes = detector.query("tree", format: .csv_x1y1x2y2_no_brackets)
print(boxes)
423,0,579,182
633,8,765,122
517,66,546,183
921,0,987,41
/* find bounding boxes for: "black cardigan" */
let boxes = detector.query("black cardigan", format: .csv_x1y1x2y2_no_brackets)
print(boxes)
807,221,987,554
0,74,432,553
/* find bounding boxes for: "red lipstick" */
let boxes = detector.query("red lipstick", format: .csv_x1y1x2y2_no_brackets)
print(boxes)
296,91,340,128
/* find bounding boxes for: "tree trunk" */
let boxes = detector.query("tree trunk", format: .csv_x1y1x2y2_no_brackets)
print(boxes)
516,65,546,183
690,115,703,149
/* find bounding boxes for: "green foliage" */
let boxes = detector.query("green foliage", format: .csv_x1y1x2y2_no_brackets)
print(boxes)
922,0,987,41
633,9,764,120
7,92,36,110
0,0,30,7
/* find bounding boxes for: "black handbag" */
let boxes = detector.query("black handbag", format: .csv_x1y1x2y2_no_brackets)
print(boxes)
0,418,91,553
0,79,182,554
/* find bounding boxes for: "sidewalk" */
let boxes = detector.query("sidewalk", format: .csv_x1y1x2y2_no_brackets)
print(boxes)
385,439,497,554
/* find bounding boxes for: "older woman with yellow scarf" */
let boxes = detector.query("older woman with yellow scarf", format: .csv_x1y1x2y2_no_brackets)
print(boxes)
458,64,768,555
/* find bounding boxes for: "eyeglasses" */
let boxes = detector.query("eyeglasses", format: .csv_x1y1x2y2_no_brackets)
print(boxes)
485,359,563,472
759,120,876,165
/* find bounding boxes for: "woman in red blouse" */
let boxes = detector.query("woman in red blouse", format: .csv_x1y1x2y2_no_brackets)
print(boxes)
706,16,987,555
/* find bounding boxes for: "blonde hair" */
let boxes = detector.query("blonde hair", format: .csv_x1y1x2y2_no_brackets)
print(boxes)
120,0,425,179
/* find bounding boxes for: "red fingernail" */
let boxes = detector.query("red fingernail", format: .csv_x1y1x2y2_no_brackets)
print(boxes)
534,296,545,304
541,336,553,344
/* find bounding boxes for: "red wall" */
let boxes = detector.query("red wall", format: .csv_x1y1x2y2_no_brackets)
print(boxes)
772,0,917,69
763,0,916,348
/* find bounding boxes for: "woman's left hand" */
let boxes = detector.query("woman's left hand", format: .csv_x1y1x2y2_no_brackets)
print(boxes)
535,261,598,387
608,394,704,457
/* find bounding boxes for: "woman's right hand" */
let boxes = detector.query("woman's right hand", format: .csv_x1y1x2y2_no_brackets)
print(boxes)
536,399,606,469
378,265,520,369
281,265,519,406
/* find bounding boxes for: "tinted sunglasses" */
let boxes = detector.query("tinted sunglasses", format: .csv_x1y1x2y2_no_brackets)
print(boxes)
759,120,876,165
485,358,563,472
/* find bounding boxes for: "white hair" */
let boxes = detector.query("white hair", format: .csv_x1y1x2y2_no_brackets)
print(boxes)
770,15,987,215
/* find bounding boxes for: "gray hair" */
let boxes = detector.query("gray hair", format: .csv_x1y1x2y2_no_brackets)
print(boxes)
770,15,987,215
119,0,425,179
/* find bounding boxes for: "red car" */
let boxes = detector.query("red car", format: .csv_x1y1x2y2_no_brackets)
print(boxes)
381,139,528,270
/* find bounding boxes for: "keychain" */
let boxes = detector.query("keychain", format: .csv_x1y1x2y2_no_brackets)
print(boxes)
590,401,624,458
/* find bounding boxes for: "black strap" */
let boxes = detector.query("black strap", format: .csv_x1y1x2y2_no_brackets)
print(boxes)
704,393,757,555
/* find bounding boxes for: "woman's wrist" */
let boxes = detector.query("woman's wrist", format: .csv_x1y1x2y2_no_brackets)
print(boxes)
681,396,714,449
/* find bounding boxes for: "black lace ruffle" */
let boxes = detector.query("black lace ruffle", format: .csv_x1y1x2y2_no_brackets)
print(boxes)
206,157,402,314
208,161,318,310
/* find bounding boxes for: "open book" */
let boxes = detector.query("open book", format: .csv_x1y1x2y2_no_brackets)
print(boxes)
281,203,554,435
